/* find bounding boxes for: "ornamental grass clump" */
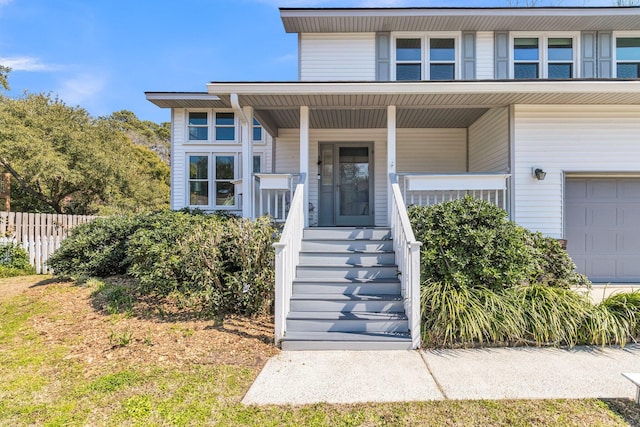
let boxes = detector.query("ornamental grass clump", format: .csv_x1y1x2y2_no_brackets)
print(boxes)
411,197,640,348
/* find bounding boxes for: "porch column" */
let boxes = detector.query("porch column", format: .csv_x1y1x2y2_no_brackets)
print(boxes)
387,105,397,224
300,106,310,227
241,106,254,218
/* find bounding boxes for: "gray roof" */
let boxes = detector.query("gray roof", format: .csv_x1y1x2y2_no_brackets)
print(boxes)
280,7,640,33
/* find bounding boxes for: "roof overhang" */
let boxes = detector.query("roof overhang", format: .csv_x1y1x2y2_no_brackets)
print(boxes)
148,80,640,132
280,7,640,33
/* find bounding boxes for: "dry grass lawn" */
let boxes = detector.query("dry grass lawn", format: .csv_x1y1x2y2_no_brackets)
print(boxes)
1,275,639,426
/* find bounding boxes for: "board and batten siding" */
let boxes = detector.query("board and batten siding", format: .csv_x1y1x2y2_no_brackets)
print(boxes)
300,33,376,81
475,31,495,80
396,129,467,173
468,107,509,173
513,105,640,238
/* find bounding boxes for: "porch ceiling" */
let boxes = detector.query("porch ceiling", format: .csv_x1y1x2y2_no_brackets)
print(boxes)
262,107,489,129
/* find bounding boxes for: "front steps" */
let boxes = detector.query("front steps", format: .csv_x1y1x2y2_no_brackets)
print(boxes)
281,227,412,351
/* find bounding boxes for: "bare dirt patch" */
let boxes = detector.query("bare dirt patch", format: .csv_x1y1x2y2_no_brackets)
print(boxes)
9,276,278,376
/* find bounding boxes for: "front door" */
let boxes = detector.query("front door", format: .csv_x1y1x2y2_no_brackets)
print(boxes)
318,143,374,227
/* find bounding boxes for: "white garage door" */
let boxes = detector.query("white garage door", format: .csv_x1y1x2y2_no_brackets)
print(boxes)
565,178,640,283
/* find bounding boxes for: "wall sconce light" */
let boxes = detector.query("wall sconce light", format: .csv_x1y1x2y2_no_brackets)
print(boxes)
533,168,547,181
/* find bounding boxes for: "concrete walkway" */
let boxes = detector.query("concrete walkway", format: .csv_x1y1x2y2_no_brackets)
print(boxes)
242,345,640,405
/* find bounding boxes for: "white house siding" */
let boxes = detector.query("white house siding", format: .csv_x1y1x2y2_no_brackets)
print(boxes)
396,129,467,173
513,104,640,238
300,33,376,81
475,31,494,80
468,107,509,173
171,108,274,211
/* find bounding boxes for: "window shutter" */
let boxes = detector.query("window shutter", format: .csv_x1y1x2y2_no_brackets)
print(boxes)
598,31,613,79
581,31,596,78
376,32,391,81
494,31,509,79
462,32,476,80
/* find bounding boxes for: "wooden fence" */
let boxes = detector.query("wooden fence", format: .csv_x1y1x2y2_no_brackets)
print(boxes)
0,212,96,274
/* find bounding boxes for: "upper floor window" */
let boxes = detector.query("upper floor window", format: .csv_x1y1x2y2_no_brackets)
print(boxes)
512,34,576,79
215,112,235,141
616,37,640,78
394,35,458,81
188,112,208,141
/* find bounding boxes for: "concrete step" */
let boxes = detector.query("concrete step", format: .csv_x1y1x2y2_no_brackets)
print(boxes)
286,311,408,333
281,331,413,351
301,239,394,252
296,265,399,279
292,278,401,296
290,294,404,312
298,251,396,267
303,227,391,241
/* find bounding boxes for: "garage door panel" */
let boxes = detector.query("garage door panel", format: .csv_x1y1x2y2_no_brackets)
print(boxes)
586,230,617,253
587,206,617,227
566,177,640,283
565,179,587,199
620,180,640,197
589,180,618,199
619,232,640,252
621,208,640,226
620,258,640,278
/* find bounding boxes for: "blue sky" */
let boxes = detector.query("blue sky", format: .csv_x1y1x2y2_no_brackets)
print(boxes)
0,0,621,123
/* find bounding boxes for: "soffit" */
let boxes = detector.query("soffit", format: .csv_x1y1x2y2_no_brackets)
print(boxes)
280,7,640,33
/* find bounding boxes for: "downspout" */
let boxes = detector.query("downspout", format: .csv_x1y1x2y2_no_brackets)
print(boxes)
230,93,248,125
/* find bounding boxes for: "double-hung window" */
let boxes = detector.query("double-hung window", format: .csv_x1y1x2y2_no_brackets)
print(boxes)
512,34,576,79
616,36,640,78
394,35,458,81
188,112,208,141
188,154,237,208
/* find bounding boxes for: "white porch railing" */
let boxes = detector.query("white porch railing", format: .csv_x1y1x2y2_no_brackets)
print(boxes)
273,173,306,345
254,173,299,222
399,173,511,211
389,173,422,349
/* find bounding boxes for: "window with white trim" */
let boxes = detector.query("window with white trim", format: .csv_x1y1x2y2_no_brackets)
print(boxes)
394,34,458,81
187,154,237,208
616,37,640,78
215,112,235,141
253,118,263,142
512,34,577,79
253,154,262,173
188,112,208,141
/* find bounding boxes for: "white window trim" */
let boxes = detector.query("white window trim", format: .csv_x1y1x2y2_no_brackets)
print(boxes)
214,109,239,143
613,31,640,78
509,32,580,79
391,32,462,81
252,119,266,145
186,110,210,143
186,152,240,210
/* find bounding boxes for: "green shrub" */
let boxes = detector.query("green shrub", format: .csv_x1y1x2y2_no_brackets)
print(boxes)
48,214,144,277
128,214,277,320
0,244,35,277
408,197,588,290
421,281,640,348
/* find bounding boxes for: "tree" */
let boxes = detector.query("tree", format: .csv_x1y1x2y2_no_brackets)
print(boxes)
615,0,640,5
0,65,9,91
108,110,171,164
0,92,169,214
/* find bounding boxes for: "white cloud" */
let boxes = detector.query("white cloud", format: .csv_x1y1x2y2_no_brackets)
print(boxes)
0,56,60,72
274,53,297,63
0,0,13,6
57,73,107,107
